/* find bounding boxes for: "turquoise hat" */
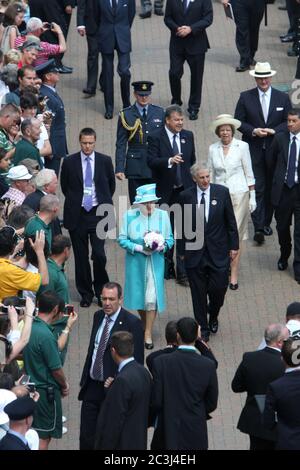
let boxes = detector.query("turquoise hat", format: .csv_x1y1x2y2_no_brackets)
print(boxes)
133,183,160,204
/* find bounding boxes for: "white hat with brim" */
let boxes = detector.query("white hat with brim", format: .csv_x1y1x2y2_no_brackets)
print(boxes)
0,390,16,425
249,62,277,78
210,114,241,133
132,183,161,205
7,165,32,180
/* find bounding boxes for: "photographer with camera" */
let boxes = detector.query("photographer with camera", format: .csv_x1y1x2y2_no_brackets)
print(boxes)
22,290,69,450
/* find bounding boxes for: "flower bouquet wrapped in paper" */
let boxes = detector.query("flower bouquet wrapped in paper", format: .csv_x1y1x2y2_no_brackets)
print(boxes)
143,231,165,252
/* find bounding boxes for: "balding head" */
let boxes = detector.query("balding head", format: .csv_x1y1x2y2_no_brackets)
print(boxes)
264,323,289,349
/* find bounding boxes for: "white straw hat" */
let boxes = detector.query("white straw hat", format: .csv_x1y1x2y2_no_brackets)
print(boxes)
249,62,277,78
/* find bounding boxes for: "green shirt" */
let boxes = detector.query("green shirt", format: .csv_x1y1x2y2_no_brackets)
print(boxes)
25,215,52,250
13,137,44,168
0,128,13,152
39,258,69,304
23,317,62,388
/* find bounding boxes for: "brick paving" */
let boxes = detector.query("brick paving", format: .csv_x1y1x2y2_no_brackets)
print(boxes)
49,1,299,450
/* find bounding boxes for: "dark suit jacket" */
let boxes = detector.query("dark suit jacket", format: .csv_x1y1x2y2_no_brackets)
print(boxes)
232,347,285,441
151,349,218,450
60,151,115,231
77,0,101,34
98,0,135,54
94,360,152,449
0,432,30,450
179,184,239,269
164,0,213,55
267,131,300,207
234,87,291,164
40,84,67,160
264,370,300,450
78,307,144,401
147,127,196,204
29,0,68,40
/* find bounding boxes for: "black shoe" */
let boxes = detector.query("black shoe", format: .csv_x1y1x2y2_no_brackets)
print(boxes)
164,267,176,280
263,226,273,236
139,10,151,18
209,318,219,334
171,98,183,106
145,341,154,349
278,4,287,10
296,279,300,285
229,283,239,290
80,298,92,308
235,65,250,72
287,48,298,57
281,34,295,43
189,110,198,121
154,9,164,15
96,297,103,307
278,259,288,271
176,277,189,287
57,65,73,74
201,331,210,342
253,231,265,244
83,88,96,96
104,111,113,119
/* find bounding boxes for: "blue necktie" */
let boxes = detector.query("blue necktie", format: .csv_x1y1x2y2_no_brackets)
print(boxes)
83,156,93,211
182,0,188,13
173,134,183,187
286,136,297,189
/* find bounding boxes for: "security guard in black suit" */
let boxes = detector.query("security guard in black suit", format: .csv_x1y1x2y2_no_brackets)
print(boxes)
115,81,165,205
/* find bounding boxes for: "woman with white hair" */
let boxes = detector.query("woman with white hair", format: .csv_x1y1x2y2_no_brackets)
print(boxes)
208,114,256,290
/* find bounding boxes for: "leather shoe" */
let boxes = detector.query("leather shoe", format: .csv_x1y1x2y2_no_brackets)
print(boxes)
263,226,273,236
209,318,219,334
164,266,176,280
145,341,154,350
176,277,189,287
57,65,73,74
171,98,183,106
154,9,164,15
281,34,295,43
83,88,96,96
278,4,287,10
229,283,238,290
236,65,250,72
104,112,113,119
201,331,210,342
278,259,288,271
139,10,151,18
189,110,198,121
253,231,265,244
80,298,92,308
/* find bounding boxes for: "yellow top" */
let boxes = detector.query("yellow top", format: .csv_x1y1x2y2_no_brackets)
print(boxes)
0,258,41,302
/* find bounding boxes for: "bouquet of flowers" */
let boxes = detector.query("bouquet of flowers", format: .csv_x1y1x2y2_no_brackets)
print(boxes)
143,231,165,252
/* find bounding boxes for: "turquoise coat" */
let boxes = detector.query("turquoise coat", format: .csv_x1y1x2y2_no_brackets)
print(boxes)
118,207,174,313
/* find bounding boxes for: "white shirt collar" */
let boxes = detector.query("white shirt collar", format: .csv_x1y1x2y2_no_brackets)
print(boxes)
81,151,95,162
118,357,134,372
290,132,300,141
165,125,179,140
285,366,300,373
258,86,272,99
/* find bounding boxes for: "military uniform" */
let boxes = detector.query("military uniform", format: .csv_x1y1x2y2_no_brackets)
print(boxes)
115,82,164,204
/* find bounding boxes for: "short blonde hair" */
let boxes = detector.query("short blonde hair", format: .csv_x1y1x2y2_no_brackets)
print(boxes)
4,48,21,65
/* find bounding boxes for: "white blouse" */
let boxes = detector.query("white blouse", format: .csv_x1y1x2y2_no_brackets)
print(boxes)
208,137,255,194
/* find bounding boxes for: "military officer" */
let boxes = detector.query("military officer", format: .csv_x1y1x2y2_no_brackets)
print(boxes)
115,81,165,205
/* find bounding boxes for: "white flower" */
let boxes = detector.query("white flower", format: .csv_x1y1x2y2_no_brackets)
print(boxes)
144,231,165,250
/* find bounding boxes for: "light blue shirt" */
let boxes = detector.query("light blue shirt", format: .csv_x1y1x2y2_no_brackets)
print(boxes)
178,345,197,352
118,357,135,372
135,103,148,117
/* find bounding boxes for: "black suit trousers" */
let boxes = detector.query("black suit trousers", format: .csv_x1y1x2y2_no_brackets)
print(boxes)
80,379,105,450
186,250,229,333
169,49,205,112
250,155,266,232
233,0,265,67
274,184,300,279
69,207,109,300
101,50,131,113
86,32,102,92
249,435,276,451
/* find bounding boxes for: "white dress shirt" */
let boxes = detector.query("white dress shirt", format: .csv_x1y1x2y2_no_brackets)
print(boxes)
286,132,300,184
165,126,182,168
258,86,271,122
81,151,98,207
197,185,210,221
118,356,134,372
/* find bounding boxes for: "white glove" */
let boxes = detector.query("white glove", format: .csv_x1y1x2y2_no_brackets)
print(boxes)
134,244,144,253
155,244,165,252
249,190,257,213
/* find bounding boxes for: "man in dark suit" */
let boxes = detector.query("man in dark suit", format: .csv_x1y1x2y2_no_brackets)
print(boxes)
98,0,135,119
77,0,101,96
151,317,218,450
94,331,151,450
232,323,288,450
61,127,115,308
0,395,36,451
147,105,196,284
267,110,300,281
264,336,300,450
164,0,213,120
37,59,68,176
78,282,144,450
235,62,291,244
180,163,239,342
115,80,164,205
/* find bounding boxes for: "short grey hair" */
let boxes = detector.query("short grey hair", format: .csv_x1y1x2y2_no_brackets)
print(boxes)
26,17,43,33
35,169,56,188
190,162,209,178
264,323,287,345
39,194,59,212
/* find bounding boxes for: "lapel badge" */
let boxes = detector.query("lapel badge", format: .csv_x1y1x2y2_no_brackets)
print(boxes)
211,199,217,206
181,139,186,144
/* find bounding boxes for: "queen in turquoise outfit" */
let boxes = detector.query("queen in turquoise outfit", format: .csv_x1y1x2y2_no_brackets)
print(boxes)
118,184,174,349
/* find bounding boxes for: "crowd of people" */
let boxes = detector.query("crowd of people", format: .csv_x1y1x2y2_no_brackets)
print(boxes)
0,0,300,452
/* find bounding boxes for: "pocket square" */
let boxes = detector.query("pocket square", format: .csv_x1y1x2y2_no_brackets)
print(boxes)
276,107,284,111
123,3,127,5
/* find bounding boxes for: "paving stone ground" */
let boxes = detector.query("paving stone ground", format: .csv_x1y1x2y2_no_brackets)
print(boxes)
49,1,299,450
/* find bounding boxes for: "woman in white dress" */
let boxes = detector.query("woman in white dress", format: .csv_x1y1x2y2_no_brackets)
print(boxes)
208,114,256,290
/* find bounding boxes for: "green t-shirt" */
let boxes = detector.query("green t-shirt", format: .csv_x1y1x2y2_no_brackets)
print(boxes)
0,128,13,152
13,137,44,169
23,317,62,389
25,215,52,250
39,258,69,304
